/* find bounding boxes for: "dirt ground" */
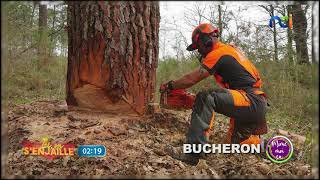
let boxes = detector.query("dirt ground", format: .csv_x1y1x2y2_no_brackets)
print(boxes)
2,100,317,178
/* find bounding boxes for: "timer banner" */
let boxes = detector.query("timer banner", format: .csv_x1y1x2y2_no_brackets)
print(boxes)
77,145,107,157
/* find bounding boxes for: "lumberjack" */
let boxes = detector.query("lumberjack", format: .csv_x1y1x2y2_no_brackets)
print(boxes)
160,23,268,165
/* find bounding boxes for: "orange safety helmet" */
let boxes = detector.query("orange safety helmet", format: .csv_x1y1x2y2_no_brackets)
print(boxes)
187,23,219,51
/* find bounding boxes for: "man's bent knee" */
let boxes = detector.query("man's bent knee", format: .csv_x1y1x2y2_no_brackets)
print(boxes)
193,91,210,112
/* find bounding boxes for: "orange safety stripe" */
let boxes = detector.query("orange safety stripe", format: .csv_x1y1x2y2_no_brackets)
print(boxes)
226,119,261,145
254,90,265,95
254,90,264,95
228,89,251,107
208,112,215,131
240,135,261,145
254,90,267,99
203,113,215,139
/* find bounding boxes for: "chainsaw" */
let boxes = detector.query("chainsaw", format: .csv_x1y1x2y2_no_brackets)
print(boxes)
159,86,195,110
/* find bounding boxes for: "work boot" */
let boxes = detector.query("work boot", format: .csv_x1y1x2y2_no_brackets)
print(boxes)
253,138,268,160
164,145,204,166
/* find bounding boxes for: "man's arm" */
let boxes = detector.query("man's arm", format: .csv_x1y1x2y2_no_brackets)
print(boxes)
171,66,210,90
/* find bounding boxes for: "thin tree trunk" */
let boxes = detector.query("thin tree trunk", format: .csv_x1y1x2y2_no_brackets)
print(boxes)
311,2,317,64
67,1,160,115
38,3,49,67
218,5,223,41
50,5,56,56
270,5,279,62
30,2,37,50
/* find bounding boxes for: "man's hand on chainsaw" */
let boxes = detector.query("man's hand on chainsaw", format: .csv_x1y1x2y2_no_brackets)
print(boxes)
160,80,174,93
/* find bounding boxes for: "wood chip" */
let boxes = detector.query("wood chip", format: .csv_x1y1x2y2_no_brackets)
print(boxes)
68,123,78,129
154,148,166,156
178,161,186,169
196,159,208,170
80,121,99,129
108,127,126,136
94,129,102,134
255,162,270,175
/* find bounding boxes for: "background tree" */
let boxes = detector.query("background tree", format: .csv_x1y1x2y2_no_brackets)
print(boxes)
259,5,279,62
312,1,319,64
292,2,310,64
66,1,160,115
183,3,232,56
2,1,68,105
286,5,294,64
218,5,223,41
38,2,49,67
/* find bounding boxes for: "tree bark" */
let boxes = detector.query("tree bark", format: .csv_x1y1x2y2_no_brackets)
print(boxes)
50,5,56,56
218,5,223,41
292,3,309,64
311,2,317,64
66,1,160,115
38,3,49,67
270,5,279,62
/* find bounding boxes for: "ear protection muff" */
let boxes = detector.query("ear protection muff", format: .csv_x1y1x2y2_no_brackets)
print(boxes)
199,32,213,48
193,27,219,50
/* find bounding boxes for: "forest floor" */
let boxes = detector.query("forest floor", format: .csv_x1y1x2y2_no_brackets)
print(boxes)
3,100,317,178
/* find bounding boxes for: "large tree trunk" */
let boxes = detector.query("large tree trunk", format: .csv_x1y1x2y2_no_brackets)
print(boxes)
38,3,49,67
66,1,160,115
292,3,309,64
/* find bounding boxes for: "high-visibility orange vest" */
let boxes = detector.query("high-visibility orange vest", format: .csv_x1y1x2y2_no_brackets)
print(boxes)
202,42,265,97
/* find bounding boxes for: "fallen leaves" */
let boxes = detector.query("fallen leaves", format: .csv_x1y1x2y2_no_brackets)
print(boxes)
5,100,314,178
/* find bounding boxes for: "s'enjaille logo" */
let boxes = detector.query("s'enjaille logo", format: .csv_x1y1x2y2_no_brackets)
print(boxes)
266,135,294,163
21,136,75,160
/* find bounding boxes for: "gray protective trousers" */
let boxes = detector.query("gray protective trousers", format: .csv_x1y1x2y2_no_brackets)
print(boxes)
186,88,268,145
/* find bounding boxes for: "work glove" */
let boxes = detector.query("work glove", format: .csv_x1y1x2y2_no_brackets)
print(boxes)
159,80,174,93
